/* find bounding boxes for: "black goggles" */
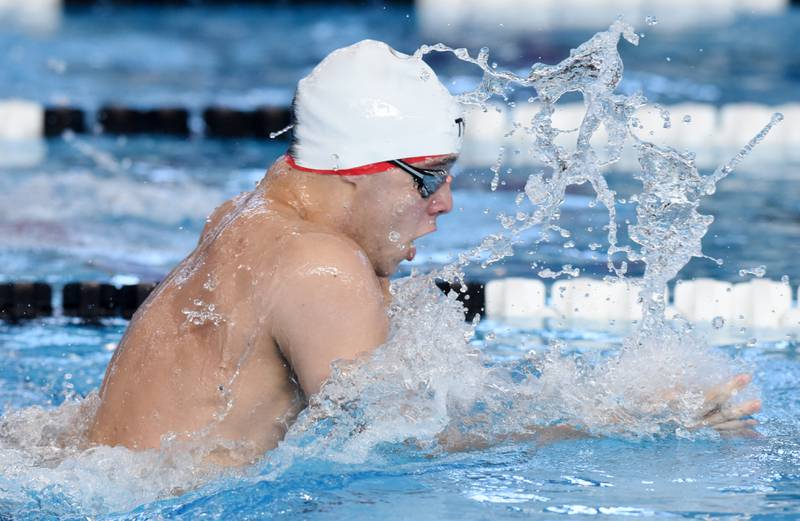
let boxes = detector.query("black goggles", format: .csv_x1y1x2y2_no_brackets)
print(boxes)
389,159,450,199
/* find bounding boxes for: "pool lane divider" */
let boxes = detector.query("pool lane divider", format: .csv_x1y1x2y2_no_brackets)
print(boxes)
2,100,800,170
0,101,295,140
0,282,53,321
98,107,190,136
0,281,479,322
203,106,292,138
3,278,800,334
0,282,157,321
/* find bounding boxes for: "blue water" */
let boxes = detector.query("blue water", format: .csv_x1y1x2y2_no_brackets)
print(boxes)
2,6,799,106
2,136,800,285
1,319,799,519
2,4,800,520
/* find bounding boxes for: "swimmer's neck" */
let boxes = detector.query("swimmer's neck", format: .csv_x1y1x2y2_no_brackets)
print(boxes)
259,156,356,233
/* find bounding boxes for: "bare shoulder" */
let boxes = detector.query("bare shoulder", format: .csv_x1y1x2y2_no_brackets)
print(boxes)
273,231,377,288
268,231,389,395
199,192,247,244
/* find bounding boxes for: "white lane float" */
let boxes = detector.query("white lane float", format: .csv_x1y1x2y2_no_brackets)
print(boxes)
416,0,784,36
483,276,800,335
0,99,46,169
0,99,44,140
732,279,793,329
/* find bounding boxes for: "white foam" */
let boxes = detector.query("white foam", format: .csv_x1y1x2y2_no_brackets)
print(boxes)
0,394,233,516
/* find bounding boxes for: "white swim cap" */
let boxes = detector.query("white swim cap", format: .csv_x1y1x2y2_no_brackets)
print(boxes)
289,39,464,172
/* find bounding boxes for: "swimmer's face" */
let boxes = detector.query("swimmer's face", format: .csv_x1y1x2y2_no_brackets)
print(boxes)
348,155,455,277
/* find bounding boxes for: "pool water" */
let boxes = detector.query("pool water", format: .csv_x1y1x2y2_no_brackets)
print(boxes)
2,136,800,286
1,317,799,519
2,4,800,520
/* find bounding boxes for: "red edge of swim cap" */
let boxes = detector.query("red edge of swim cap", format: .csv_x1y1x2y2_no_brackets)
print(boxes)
284,153,449,176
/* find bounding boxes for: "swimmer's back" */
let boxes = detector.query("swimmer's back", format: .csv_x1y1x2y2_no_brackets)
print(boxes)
88,180,387,462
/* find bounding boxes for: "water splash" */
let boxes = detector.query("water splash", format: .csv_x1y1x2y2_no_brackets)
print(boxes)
0,20,779,516
276,18,776,466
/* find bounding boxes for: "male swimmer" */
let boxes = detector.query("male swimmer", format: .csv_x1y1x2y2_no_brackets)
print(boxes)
89,40,760,465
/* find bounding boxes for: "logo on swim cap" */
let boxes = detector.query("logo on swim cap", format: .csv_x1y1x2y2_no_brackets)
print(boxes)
289,40,464,171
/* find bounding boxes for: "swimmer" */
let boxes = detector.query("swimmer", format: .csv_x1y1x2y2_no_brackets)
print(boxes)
88,40,759,465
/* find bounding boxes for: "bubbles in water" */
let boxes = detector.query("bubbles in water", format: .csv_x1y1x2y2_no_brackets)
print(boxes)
712,316,725,329
489,148,505,191
682,115,692,124
645,16,658,26
739,265,767,278
388,231,401,243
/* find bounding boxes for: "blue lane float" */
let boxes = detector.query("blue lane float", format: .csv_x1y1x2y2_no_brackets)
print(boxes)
61,282,157,320
43,106,86,136
98,106,189,136
0,282,53,320
436,280,485,323
118,282,157,319
62,282,120,319
203,106,292,138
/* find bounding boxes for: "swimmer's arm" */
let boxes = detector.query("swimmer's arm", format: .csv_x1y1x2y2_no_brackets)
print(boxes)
436,373,761,452
434,417,589,453
271,236,389,396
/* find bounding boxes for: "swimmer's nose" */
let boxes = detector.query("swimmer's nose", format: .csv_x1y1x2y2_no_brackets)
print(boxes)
427,175,453,216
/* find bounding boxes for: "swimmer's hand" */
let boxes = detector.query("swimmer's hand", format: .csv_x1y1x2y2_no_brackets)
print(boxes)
691,373,761,433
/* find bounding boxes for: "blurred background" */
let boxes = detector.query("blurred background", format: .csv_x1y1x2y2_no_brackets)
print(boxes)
0,0,799,289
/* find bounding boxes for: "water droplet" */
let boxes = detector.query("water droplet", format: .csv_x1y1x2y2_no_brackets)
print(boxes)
682,115,692,124
645,15,658,26
712,316,725,329
739,265,766,278
388,231,401,243
746,338,757,347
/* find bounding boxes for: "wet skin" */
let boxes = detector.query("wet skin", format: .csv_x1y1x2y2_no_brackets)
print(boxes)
88,155,455,464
